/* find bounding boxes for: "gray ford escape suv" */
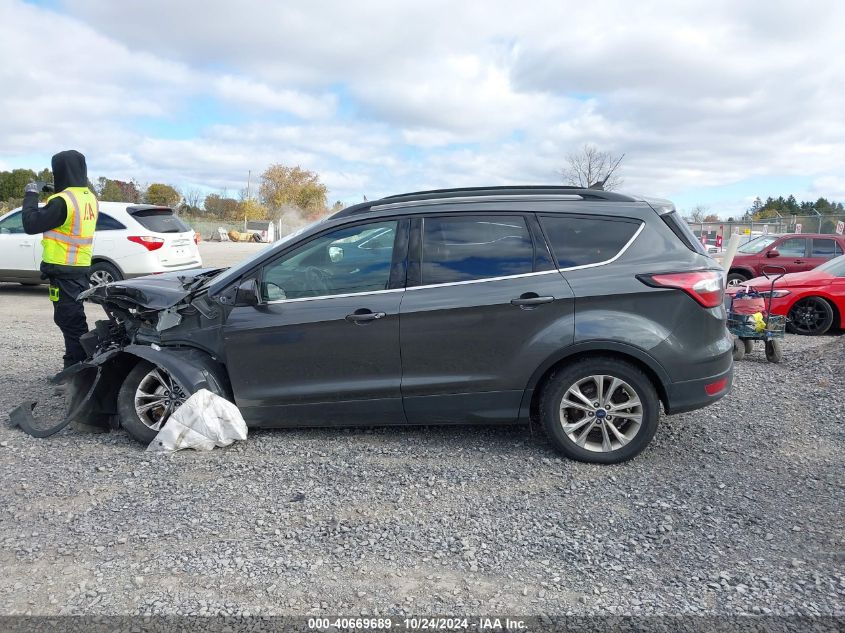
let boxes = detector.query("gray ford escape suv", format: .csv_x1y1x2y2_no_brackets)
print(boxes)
69,186,732,463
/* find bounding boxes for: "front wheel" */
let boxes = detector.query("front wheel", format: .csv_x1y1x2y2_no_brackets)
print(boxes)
540,358,660,464
117,361,189,444
787,297,834,335
765,339,783,363
732,338,746,361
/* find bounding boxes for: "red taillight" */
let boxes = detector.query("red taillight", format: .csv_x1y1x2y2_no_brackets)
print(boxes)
641,271,724,308
127,235,165,251
705,377,729,396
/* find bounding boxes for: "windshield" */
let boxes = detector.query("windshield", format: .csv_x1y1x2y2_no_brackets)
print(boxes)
816,254,845,277
738,235,778,254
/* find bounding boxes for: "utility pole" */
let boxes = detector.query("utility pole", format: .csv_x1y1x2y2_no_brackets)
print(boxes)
244,170,251,232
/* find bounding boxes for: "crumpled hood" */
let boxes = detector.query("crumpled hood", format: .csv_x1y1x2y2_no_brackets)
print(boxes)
52,150,88,192
79,268,223,310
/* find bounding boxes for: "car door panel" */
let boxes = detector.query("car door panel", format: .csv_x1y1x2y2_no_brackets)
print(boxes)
767,237,810,272
224,292,405,426
399,213,575,425
400,272,574,424
221,218,408,427
0,211,40,282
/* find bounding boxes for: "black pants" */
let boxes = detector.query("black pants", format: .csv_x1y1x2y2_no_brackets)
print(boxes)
49,274,90,368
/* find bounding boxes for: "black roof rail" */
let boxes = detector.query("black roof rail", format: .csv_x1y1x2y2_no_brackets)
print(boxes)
331,185,636,219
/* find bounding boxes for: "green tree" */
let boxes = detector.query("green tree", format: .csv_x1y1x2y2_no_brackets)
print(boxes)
98,178,141,203
0,168,37,201
145,183,181,207
237,198,269,222
204,193,239,219
259,165,328,219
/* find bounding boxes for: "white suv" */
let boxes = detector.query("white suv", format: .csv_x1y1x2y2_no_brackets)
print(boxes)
0,202,202,286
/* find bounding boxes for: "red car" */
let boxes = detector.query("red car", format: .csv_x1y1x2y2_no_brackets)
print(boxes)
726,233,845,286
726,255,845,335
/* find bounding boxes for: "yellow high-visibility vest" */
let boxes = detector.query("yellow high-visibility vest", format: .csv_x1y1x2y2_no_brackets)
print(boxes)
42,187,98,267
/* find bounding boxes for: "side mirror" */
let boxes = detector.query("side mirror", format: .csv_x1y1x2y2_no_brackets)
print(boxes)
234,278,261,307
766,249,780,258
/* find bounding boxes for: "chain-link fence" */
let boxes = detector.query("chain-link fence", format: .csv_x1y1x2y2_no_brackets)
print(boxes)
687,214,845,250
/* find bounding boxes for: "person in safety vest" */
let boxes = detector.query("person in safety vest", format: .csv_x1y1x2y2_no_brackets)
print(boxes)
22,150,98,368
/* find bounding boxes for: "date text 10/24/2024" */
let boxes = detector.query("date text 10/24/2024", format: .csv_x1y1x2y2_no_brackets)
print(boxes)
307,617,528,630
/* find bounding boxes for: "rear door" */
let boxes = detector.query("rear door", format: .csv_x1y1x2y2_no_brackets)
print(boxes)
806,238,843,269
223,218,408,426
399,212,574,424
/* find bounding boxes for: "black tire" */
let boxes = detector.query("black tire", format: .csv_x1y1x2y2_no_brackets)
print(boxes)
743,339,754,354
732,338,746,361
786,297,834,335
727,272,750,287
765,339,783,363
89,261,123,287
117,360,189,444
540,357,660,464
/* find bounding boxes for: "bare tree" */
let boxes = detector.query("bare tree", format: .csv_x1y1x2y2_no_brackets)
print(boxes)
687,204,709,223
560,145,625,190
183,187,203,213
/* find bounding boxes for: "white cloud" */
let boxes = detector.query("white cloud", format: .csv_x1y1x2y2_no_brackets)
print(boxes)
213,76,336,118
0,0,843,208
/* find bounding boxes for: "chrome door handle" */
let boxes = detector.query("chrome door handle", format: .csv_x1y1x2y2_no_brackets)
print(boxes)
511,294,554,307
345,310,386,323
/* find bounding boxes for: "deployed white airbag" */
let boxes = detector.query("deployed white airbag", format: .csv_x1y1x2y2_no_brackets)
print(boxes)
147,389,247,453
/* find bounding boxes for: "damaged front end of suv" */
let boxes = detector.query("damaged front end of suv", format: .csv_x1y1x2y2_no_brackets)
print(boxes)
10,269,233,438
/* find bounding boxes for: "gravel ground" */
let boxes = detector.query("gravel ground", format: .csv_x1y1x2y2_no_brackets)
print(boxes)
0,270,843,619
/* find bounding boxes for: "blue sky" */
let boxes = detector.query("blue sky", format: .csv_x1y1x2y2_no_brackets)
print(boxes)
3,0,844,217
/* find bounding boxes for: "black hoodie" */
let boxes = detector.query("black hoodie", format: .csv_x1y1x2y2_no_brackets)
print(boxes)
23,150,93,276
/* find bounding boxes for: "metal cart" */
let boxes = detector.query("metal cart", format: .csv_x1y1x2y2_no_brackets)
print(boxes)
727,266,787,363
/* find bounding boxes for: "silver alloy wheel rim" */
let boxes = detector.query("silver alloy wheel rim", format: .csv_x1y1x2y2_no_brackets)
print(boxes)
90,270,114,286
134,367,187,431
559,374,644,453
727,278,742,287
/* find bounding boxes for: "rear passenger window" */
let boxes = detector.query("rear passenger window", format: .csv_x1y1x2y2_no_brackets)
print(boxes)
540,216,641,268
811,238,839,258
421,216,533,284
95,213,126,231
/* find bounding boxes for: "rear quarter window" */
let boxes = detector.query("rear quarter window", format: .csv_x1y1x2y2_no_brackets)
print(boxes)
128,207,190,233
539,215,641,268
95,212,126,231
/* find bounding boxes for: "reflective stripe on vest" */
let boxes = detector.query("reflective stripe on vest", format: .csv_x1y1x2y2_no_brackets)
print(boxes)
42,187,98,267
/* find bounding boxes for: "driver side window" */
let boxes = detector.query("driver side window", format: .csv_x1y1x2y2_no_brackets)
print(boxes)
260,220,398,301
0,211,25,234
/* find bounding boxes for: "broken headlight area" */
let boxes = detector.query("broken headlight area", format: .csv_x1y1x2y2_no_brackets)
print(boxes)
78,272,223,357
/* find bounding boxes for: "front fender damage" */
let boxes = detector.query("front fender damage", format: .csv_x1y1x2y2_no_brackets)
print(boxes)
8,346,230,438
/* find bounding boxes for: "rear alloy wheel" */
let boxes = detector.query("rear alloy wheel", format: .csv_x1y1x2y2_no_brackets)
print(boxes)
787,297,834,335
89,261,123,287
117,361,188,444
541,358,659,464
